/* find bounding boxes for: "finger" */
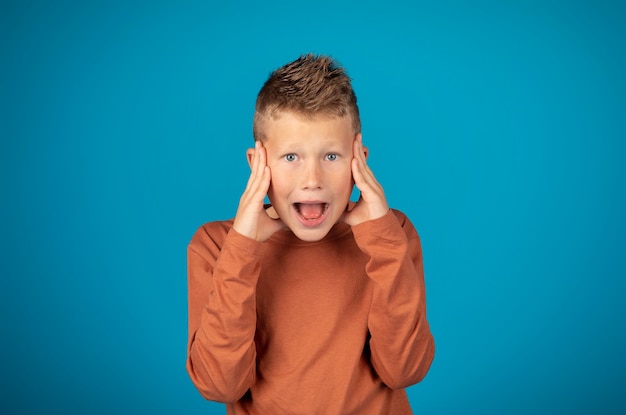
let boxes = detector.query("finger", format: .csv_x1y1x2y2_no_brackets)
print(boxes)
244,141,261,192
351,147,376,191
352,148,383,200
351,157,366,190
250,143,269,197
356,138,382,186
355,139,376,183
248,161,271,209
256,146,271,194
352,139,369,176
260,165,271,197
253,142,265,181
258,141,267,167
254,144,269,184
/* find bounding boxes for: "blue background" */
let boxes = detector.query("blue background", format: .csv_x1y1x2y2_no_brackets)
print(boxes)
2,0,624,413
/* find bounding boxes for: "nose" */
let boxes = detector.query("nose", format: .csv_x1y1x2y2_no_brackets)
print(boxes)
301,160,323,190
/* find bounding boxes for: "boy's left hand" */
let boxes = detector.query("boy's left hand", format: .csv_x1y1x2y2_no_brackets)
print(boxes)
342,134,389,226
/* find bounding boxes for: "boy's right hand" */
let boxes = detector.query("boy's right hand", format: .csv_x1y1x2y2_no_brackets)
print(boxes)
232,141,285,242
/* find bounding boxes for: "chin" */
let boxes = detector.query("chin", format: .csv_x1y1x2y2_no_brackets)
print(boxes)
290,226,332,242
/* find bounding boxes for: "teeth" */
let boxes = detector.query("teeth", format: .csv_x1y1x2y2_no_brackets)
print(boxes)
295,203,328,220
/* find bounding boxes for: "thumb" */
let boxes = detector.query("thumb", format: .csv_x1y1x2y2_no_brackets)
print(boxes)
339,200,357,225
258,214,287,241
269,216,287,233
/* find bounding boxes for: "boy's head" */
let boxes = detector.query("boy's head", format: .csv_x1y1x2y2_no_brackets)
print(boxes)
253,54,361,141
250,54,364,242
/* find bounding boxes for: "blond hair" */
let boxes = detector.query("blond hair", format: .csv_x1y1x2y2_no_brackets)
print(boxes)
253,54,361,140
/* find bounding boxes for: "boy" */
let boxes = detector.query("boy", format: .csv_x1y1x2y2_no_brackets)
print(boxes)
186,54,434,414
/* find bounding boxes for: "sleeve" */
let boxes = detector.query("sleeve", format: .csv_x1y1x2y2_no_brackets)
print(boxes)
352,209,435,389
186,224,263,403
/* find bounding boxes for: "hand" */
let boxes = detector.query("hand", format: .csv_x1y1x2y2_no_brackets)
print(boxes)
342,134,389,226
233,141,285,241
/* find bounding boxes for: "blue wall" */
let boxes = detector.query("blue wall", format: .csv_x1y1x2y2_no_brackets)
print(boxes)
2,1,624,413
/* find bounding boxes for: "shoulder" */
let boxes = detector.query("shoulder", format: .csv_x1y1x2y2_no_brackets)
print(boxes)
188,219,235,255
390,208,410,225
390,208,420,241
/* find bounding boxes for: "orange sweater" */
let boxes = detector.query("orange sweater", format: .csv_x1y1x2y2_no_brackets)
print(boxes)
186,209,434,414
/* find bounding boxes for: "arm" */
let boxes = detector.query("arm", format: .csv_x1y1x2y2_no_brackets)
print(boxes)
187,141,283,402
344,135,434,388
353,211,435,389
186,226,262,402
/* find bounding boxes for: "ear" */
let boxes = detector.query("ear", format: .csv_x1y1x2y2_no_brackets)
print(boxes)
246,148,255,169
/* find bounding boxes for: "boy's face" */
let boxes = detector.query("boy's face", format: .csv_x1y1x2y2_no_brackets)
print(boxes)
256,111,358,242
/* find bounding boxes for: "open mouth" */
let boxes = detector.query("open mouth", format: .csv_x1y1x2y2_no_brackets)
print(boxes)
294,202,329,223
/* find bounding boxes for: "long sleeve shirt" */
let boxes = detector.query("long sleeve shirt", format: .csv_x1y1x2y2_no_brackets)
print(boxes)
186,209,435,414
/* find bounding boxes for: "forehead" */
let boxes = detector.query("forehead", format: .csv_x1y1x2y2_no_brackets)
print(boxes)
262,111,354,149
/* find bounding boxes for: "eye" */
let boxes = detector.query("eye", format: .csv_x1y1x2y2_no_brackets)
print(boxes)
284,153,297,162
325,153,339,161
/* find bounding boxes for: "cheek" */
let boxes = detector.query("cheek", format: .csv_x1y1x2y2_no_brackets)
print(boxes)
267,167,291,197
332,166,354,194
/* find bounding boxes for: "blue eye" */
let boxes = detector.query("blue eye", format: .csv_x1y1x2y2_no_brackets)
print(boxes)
284,154,297,162
326,153,338,161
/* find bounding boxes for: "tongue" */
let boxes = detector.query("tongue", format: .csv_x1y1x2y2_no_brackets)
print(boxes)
298,203,325,220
